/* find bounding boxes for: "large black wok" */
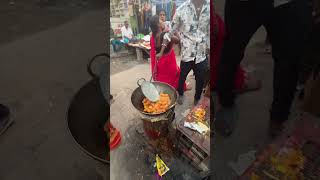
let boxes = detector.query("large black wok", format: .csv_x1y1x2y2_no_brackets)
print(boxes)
67,53,109,164
131,81,178,116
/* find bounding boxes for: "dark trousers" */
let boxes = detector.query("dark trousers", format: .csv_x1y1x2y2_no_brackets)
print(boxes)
178,58,208,100
216,0,312,121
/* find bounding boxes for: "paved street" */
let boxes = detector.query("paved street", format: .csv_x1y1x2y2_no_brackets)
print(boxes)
0,2,107,179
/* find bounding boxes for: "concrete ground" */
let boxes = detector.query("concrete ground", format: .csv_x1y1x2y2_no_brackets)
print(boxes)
0,3,107,180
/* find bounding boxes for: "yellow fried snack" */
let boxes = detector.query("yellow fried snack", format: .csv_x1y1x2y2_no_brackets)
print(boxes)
143,93,171,114
194,108,206,120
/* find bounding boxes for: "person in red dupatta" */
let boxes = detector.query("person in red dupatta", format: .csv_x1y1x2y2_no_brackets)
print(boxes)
149,15,187,90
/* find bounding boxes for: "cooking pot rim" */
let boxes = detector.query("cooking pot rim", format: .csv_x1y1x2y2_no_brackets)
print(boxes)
131,81,178,116
66,79,110,164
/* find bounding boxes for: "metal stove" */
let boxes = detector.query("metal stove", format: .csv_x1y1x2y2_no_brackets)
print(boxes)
139,109,175,139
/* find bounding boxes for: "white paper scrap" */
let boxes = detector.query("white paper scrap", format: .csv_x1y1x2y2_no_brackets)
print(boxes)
184,121,209,134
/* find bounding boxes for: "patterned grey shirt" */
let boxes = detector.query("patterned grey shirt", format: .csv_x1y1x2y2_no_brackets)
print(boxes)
168,0,210,64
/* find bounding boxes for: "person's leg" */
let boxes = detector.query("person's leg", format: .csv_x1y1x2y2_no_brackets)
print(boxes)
177,61,193,104
194,58,208,104
215,0,265,136
266,0,312,137
216,0,263,108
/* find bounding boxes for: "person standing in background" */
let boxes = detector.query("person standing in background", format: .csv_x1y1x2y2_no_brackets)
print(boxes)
158,9,171,32
143,2,152,34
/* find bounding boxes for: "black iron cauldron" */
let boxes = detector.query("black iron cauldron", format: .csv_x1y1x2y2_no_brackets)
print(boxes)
67,53,109,164
131,81,178,116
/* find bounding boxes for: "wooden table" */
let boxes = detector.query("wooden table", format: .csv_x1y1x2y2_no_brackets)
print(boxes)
128,42,151,61
177,105,210,156
176,97,210,172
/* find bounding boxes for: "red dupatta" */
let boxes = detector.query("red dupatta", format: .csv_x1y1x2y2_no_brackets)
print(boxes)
150,33,185,89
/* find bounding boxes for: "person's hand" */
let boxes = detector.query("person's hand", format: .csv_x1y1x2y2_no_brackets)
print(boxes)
156,52,163,60
160,21,165,27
